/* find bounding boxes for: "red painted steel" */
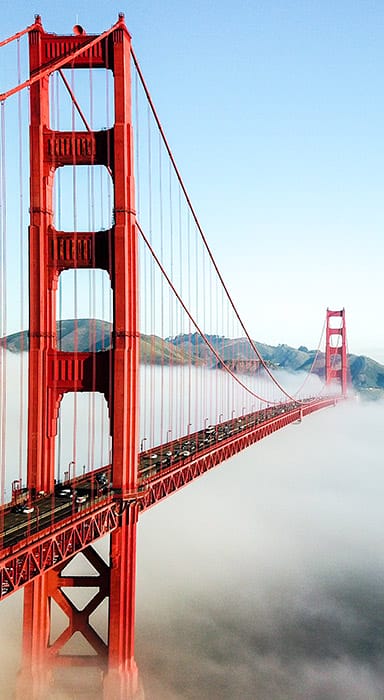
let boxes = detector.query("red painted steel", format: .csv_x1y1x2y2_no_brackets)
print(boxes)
1,398,341,602
17,546,111,698
46,546,110,664
17,576,52,699
1,501,117,600
104,503,140,698
27,14,138,496
24,14,140,696
139,398,338,510
325,309,348,396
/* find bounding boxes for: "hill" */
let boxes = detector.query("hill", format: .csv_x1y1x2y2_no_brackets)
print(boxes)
0,320,200,366
1,320,383,398
168,333,384,398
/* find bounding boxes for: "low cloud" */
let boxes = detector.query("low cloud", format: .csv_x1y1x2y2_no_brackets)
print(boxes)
136,399,384,699
0,356,382,698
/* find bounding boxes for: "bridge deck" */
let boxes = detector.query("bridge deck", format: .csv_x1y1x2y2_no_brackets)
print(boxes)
0,397,339,599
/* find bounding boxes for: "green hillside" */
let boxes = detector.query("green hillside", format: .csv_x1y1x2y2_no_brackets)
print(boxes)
1,321,383,398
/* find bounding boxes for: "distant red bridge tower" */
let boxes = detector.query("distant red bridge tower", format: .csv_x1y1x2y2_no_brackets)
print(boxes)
325,308,348,396
20,14,141,698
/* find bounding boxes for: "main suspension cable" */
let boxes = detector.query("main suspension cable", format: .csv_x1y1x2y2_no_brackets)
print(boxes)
292,318,327,397
138,218,293,405
0,20,38,49
131,47,300,402
0,18,121,102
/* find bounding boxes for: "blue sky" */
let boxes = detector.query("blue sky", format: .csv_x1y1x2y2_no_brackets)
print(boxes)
2,1,384,359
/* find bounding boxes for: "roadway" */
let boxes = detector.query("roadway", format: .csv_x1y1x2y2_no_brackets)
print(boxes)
0,395,338,595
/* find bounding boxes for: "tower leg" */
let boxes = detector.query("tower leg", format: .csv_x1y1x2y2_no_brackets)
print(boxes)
104,504,140,699
16,575,52,699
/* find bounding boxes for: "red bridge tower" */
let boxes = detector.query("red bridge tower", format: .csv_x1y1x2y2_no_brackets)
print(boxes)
325,308,348,396
20,14,141,698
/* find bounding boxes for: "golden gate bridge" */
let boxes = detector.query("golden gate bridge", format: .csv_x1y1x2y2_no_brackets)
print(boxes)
0,15,348,698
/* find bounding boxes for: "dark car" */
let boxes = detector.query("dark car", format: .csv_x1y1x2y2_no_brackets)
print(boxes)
96,472,109,492
11,503,35,515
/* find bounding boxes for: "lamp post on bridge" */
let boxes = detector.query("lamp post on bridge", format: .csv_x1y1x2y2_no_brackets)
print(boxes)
68,460,75,482
140,437,147,453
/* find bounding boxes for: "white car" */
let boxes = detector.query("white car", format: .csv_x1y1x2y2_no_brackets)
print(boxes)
76,495,88,505
12,503,35,515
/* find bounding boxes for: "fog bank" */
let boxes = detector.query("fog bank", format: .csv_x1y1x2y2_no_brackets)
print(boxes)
136,399,384,699
0,398,382,699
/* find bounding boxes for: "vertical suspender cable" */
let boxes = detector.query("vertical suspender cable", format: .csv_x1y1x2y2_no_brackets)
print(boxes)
106,55,113,465
89,64,96,473
147,104,155,448
158,132,164,445
17,39,25,485
134,67,142,455
168,160,174,444
71,65,78,478
178,189,184,439
55,72,63,481
0,102,7,504
187,212,191,434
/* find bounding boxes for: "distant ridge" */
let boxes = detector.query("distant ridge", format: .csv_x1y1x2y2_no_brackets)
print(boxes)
0,320,201,366
1,319,383,399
